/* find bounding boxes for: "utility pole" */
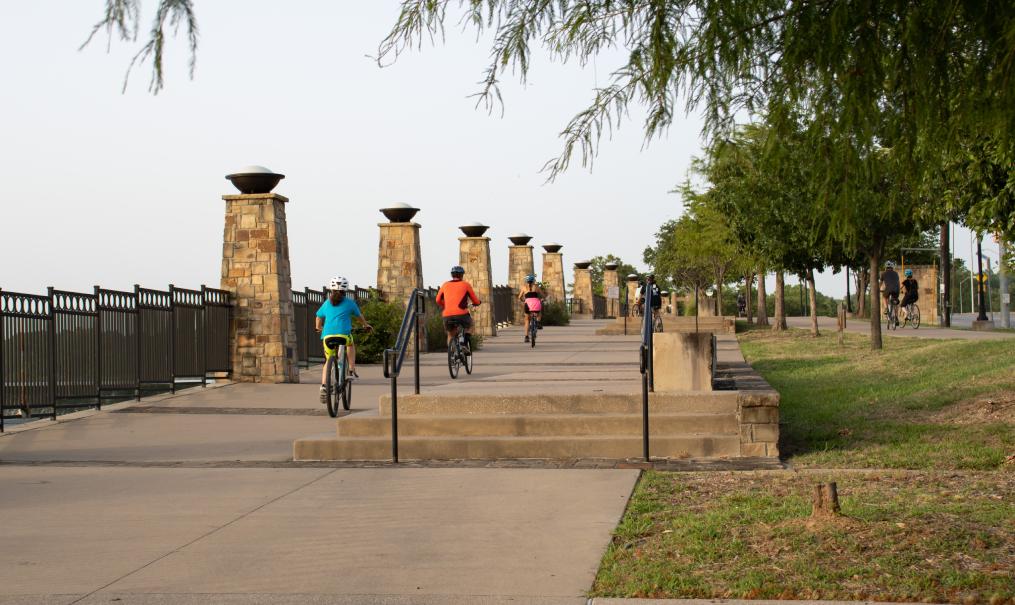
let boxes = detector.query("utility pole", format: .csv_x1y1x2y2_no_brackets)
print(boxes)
976,237,989,322
940,222,950,327
1001,239,1011,329
846,266,852,313
986,256,994,320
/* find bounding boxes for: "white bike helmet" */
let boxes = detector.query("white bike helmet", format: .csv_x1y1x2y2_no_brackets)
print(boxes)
885,261,895,269
328,276,349,291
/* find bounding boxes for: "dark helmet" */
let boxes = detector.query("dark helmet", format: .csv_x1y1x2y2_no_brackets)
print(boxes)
451,265,465,276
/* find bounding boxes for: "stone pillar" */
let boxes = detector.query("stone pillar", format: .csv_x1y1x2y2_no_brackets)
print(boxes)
377,203,423,307
508,234,535,325
626,275,640,315
541,243,566,304
459,223,496,337
220,191,299,383
573,261,593,317
603,263,620,318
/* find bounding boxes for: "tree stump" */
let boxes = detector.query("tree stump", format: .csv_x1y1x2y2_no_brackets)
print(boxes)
812,482,841,517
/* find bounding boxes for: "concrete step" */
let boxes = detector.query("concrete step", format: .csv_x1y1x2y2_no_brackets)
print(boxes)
337,412,738,438
377,391,739,416
294,434,742,461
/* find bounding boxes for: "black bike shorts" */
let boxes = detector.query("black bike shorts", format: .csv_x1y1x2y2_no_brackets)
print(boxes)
444,315,473,330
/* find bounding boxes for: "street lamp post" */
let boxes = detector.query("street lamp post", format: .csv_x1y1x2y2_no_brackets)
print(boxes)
976,237,989,322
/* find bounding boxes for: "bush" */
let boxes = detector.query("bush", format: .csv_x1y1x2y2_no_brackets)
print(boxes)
424,312,484,351
355,297,403,364
541,300,571,326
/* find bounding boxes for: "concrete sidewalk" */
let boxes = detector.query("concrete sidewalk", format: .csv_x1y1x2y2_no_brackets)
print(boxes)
786,315,1015,340
0,320,650,604
0,465,636,604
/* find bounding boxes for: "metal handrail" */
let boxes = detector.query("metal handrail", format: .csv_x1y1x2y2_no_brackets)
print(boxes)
639,285,656,461
381,289,426,463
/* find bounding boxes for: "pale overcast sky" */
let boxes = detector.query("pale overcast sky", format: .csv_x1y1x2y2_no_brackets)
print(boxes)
0,1,998,299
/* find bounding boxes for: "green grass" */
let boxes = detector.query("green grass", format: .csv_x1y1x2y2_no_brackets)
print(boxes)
737,327,1015,470
592,471,1015,603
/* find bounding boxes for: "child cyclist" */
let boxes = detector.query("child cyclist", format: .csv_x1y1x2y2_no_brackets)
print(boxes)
315,276,372,404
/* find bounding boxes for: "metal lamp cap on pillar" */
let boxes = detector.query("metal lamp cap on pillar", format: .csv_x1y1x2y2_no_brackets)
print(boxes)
380,202,420,223
225,165,285,194
627,273,640,281
574,260,592,269
604,262,619,271
459,222,490,237
508,233,533,246
543,243,563,253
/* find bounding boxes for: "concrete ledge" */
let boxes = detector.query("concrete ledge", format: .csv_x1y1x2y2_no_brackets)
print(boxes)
596,316,735,335
377,391,740,416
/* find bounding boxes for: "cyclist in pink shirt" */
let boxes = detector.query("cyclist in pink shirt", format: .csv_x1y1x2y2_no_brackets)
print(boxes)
518,274,544,343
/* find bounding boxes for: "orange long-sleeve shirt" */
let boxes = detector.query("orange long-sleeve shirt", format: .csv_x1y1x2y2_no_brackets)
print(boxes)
435,279,481,317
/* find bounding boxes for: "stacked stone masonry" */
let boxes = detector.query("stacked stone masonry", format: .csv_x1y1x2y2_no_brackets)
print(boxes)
542,253,566,304
460,237,496,336
220,193,299,383
627,278,640,313
738,392,780,457
377,222,424,307
508,246,535,325
572,268,593,316
603,269,619,317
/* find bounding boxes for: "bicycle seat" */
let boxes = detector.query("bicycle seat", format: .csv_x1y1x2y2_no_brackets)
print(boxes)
324,336,348,348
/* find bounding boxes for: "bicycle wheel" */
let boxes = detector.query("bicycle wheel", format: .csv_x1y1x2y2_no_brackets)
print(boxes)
888,305,898,331
448,339,460,379
325,356,340,418
342,375,352,410
910,304,920,329
464,341,474,375
529,319,537,348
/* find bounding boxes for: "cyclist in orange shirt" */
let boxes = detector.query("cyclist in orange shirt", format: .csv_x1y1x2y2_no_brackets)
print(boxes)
435,265,482,353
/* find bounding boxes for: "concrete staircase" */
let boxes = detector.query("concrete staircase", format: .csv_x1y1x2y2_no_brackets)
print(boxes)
293,391,742,461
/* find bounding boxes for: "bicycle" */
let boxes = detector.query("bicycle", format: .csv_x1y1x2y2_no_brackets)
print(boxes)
901,302,921,329
446,317,474,379
322,327,369,418
652,308,664,333
885,295,900,331
527,310,539,347
323,335,352,418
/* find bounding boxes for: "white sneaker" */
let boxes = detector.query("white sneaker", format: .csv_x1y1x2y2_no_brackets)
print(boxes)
318,385,328,405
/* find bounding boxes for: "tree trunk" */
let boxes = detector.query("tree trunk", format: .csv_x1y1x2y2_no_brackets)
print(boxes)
746,272,754,324
940,221,951,327
808,267,819,336
773,271,787,331
756,266,769,326
855,268,868,319
811,482,841,517
870,250,883,350
717,269,724,316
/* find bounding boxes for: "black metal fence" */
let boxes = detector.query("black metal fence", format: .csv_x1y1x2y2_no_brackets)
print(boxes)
292,285,374,367
492,285,514,326
1,284,233,431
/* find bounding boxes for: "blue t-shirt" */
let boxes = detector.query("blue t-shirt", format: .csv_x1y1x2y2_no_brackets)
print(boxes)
315,298,361,338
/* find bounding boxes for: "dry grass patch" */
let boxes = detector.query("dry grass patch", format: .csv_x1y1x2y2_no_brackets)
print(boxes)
592,471,1015,603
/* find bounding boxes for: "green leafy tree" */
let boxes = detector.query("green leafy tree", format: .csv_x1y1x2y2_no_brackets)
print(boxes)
588,255,639,296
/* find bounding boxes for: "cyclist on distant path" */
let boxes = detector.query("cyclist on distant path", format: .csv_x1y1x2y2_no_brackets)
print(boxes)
315,276,372,404
436,265,482,354
637,274,663,320
900,268,919,320
518,273,544,343
879,261,901,325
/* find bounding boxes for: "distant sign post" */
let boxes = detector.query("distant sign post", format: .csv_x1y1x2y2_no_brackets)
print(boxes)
607,286,620,299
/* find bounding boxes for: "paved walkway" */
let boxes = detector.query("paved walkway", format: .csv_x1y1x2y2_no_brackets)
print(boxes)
1,320,652,604
786,315,1015,340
